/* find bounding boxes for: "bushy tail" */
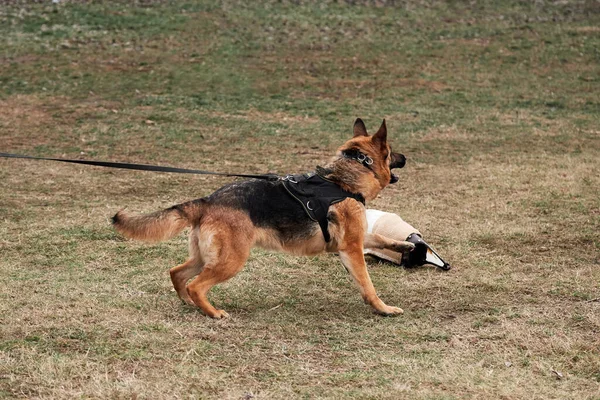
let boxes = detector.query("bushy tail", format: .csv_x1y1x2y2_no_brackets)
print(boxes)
112,200,203,243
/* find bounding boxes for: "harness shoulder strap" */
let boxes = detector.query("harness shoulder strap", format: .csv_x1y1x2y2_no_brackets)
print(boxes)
282,173,365,242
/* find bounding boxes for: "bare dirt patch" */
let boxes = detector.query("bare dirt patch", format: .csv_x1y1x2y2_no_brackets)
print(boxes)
207,109,320,125
570,26,600,33
0,94,120,151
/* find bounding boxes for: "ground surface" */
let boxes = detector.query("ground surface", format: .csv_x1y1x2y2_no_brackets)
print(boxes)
1,1,599,399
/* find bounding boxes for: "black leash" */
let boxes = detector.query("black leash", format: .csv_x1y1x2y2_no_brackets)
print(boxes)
0,152,281,181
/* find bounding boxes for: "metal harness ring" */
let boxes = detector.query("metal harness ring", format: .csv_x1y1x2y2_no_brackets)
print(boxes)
283,174,298,184
356,153,373,166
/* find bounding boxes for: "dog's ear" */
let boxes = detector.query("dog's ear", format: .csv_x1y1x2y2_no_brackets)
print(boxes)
372,119,387,148
353,118,368,137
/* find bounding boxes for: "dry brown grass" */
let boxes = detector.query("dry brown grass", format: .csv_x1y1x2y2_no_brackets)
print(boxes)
1,1,599,399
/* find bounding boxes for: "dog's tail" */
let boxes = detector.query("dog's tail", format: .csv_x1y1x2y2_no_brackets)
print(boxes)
112,200,204,243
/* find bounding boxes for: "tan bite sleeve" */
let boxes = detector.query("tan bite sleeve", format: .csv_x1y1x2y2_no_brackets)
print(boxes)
364,210,420,265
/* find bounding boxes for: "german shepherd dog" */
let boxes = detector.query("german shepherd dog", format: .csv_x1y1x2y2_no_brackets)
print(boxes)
112,119,414,318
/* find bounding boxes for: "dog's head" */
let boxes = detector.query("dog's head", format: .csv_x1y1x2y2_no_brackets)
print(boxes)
337,118,406,191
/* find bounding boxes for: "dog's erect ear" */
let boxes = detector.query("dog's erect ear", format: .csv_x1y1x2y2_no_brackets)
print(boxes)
372,119,387,148
353,118,368,137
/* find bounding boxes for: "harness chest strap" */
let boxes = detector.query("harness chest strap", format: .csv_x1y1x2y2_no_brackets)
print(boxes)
282,172,365,242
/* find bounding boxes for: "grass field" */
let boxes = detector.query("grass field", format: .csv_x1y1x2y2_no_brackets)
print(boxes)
1,1,599,398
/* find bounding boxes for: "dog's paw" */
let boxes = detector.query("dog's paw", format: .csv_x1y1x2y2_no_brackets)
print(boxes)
375,306,404,317
210,309,230,319
393,241,415,253
180,297,196,307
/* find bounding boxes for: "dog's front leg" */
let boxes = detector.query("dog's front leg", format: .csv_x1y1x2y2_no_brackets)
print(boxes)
364,233,415,253
338,246,404,316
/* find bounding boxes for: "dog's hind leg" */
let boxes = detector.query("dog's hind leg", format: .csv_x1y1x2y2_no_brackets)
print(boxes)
186,255,248,319
169,227,205,305
186,214,253,319
170,259,203,305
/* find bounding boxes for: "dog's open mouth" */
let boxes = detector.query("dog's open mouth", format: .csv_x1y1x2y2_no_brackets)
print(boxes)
389,153,405,184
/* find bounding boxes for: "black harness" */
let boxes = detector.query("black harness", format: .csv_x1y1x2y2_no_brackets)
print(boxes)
282,172,365,242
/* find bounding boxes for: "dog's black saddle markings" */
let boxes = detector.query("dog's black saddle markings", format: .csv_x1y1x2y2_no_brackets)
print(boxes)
282,172,365,242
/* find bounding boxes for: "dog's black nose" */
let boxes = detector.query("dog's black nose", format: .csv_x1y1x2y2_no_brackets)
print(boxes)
390,153,406,169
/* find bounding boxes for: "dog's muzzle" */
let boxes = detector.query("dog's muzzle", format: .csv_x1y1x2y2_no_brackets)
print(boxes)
390,153,406,170
389,153,406,184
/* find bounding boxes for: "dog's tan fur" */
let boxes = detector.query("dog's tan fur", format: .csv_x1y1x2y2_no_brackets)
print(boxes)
113,119,413,318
